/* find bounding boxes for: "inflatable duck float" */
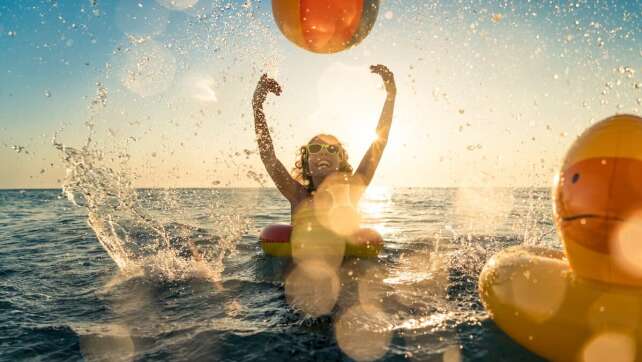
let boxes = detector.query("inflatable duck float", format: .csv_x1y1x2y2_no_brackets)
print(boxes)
479,114,642,361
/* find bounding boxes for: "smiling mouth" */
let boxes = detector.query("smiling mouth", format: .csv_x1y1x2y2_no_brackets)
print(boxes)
317,161,330,169
561,214,624,222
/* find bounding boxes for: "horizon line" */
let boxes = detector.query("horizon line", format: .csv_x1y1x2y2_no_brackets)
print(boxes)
0,185,552,191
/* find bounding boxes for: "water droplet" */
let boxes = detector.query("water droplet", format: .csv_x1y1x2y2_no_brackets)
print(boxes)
119,41,176,97
10,145,26,153
157,0,199,11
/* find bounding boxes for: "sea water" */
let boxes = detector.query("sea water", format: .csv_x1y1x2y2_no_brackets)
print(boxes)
0,182,555,361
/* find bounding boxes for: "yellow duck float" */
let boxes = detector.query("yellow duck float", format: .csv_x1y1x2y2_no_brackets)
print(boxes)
479,114,642,361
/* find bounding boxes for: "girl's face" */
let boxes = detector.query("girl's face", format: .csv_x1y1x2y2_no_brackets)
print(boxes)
307,141,342,178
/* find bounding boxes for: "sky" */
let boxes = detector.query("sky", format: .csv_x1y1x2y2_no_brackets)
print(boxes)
0,0,640,189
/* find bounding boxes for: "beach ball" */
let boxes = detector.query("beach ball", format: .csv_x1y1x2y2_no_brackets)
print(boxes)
272,0,380,53
554,114,642,286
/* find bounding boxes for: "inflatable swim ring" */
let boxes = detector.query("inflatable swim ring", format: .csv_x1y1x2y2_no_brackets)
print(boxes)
259,224,383,258
480,246,642,361
479,114,642,361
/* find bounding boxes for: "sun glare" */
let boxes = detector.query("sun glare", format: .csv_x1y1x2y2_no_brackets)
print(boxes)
359,185,393,236
349,128,380,154
363,185,392,202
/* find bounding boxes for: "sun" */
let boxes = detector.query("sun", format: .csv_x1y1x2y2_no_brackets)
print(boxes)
343,126,379,157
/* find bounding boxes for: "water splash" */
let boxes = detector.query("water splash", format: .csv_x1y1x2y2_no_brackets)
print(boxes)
53,86,246,282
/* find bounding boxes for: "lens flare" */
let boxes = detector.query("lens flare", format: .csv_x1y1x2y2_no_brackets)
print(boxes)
285,260,341,317
315,173,362,237
290,207,346,268
442,345,462,362
357,264,387,308
335,304,392,362
613,213,642,277
581,331,636,362
77,324,135,362
490,252,567,323
120,41,177,97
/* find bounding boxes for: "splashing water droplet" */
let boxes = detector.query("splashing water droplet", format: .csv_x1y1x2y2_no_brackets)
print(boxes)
10,145,27,154
55,134,244,281
119,41,176,97
156,0,198,11
115,1,169,36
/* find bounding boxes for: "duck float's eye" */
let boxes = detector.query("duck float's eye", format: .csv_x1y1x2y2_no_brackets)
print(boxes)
572,173,580,184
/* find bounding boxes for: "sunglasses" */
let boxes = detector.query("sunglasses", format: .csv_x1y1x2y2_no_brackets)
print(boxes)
306,143,340,154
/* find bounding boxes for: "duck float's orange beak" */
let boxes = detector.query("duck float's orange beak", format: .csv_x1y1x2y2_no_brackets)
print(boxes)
554,114,642,286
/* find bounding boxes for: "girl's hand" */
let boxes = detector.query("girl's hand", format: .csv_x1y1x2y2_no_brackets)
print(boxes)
253,74,282,107
370,64,396,96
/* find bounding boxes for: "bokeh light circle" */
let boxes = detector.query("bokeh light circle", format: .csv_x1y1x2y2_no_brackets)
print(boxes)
120,41,177,97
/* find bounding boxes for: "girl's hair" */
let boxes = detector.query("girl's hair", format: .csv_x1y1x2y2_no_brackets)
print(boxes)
292,134,353,191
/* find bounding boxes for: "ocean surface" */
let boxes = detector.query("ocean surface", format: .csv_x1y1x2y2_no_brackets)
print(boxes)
0,186,558,361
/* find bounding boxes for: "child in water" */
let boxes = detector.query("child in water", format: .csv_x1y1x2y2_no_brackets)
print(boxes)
252,64,396,232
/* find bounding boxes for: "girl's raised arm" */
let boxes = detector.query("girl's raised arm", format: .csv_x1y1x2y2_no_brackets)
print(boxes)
252,74,306,203
354,65,397,187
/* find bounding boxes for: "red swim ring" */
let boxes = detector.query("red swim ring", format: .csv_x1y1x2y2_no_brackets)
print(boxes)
259,224,383,258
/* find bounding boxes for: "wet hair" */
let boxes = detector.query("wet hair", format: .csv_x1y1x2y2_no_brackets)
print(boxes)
292,134,353,192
